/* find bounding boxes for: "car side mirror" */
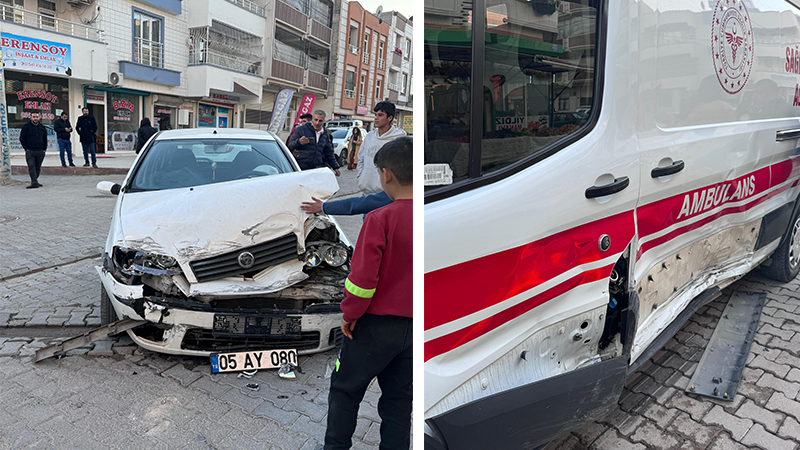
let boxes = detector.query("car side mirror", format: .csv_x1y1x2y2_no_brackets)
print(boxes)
97,181,121,196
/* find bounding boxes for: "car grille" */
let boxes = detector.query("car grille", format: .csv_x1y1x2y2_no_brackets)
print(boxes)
181,329,321,352
189,233,299,283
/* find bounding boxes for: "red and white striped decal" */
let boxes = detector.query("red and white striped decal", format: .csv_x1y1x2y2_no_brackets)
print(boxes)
424,211,635,361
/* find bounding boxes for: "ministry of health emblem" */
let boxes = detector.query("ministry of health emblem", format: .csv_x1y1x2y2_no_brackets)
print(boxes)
712,0,754,94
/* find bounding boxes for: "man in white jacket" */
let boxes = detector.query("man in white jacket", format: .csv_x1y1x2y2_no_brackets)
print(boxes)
357,101,407,194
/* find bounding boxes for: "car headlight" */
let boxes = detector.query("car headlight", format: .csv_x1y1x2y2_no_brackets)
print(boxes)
303,242,350,268
125,250,181,275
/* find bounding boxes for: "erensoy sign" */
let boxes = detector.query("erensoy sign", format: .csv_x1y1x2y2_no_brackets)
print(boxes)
0,33,71,76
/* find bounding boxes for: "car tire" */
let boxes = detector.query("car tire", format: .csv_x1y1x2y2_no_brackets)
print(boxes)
100,285,117,325
762,207,800,282
340,149,348,167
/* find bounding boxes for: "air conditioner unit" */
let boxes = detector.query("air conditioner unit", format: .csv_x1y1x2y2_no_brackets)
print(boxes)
67,0,94,6
108,72,123,86
178,109,190,126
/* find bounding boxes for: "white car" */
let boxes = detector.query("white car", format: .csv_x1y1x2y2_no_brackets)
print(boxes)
96,128,352,356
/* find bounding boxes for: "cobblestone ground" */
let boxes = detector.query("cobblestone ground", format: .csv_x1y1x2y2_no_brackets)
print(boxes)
0,171,389,449
545,274,800,450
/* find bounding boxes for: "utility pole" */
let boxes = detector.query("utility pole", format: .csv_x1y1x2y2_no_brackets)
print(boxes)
0,50,11,184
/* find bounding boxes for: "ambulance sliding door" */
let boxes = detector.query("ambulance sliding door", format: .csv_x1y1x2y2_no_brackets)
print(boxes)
632,0,791,365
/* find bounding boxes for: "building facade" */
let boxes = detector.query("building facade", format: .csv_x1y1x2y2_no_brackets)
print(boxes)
379,9,412,133
2,0,337,152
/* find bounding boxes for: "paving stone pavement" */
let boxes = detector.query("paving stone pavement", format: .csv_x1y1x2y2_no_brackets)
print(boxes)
0,171,392,449
545,273,800,450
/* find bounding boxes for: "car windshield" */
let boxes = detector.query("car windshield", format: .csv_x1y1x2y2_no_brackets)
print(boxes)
129,139,295,191
331,129,349,139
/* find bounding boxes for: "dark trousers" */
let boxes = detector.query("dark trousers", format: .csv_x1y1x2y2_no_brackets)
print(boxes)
57,139,73,165
25,150,45,184
324,314,412,450
81,141,96,164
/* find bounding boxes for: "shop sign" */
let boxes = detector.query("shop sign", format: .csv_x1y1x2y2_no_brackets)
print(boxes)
356,105,369,115
156,108,173,115
154,94,183,107
0,50,9,179
86,90,104,102
16,89,59,120
198,104,216,127
208,93,239,103
267,89,294,134
402,115,413,134
0,33,71,76
110,132,135,151
112,99,135,122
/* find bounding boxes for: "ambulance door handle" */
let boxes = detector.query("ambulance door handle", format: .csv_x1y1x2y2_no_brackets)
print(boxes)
776,129,800,141
585,176,629,199
651,160,685,178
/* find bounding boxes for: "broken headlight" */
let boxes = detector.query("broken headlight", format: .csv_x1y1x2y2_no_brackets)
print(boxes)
114,247,181,276
303,242,349,268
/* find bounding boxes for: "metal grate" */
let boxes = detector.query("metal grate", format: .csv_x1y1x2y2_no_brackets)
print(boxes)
190,234,298,283
182,329,320,352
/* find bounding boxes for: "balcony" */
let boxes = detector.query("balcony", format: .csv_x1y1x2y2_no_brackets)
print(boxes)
359,94,365,104
377,59,385,70
344,89,355,98
362,53,369,65
392,51,402,67
190,50,261,75
276,0,308,32
306,70,328,91
272,59,304,85
134,38,162,68
309,20,332,46
387,82,399,92
0,5,103,42
387,90,398,102
226,0,266,16
348,45,359,55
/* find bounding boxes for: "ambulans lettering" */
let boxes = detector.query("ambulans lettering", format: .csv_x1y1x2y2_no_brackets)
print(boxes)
676,175,755,219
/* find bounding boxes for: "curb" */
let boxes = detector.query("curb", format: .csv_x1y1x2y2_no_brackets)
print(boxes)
11,165,129,176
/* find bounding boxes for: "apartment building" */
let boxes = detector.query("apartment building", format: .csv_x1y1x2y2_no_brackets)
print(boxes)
379,9,411,133
330,0,388,130
2,0,336,151
244,0,335,139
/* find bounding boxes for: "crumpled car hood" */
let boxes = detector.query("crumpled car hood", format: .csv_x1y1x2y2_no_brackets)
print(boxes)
113,168,339,275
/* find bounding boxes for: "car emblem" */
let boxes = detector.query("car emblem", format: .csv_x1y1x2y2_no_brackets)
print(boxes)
237,251,255,269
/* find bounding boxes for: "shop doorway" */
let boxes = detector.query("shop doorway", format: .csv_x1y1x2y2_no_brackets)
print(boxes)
88,103,105,153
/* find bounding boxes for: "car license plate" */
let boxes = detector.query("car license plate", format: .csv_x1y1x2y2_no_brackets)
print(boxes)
210,349,298,373
212,314,301,336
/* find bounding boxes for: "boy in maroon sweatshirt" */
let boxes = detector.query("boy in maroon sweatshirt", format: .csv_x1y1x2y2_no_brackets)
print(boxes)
323,136,413,449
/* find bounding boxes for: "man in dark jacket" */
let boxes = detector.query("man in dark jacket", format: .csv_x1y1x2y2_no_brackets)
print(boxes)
19,112,48,189
286,110,340,175
75,107,98,168
53,112,75,167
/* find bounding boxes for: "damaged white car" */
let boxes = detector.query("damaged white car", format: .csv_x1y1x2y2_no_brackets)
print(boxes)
96,128,351,356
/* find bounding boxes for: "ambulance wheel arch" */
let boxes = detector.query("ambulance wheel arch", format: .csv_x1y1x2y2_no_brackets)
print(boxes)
761,200,800,282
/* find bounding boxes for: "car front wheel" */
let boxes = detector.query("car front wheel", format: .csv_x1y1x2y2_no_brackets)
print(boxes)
100,285,117,325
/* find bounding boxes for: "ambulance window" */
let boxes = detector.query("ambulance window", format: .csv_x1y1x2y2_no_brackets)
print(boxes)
424,0,473,186
425,0,602,200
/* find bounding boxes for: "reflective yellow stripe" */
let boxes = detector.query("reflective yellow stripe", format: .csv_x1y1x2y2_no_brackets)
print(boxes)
345,278,375,298
335,358,340,372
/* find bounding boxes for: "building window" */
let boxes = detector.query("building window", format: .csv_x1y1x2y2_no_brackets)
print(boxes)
0,0,24,24
345,67,355,98
379,40,385,60
558,98,569,111
405,38,411,59
401,73,407,95
359,72,367,104
376,77,382,101
38,0,55,30
133,10,163,68
348,20,359,54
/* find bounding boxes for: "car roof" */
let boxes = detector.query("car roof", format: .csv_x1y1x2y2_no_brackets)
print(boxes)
154,128,278,141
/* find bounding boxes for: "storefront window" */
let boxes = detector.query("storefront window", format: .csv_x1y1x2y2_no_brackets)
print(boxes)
4,71,69,152
154,106,175,130
107,92,140,151
198,103,216,127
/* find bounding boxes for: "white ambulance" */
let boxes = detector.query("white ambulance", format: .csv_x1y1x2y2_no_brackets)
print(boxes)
424,0,800,448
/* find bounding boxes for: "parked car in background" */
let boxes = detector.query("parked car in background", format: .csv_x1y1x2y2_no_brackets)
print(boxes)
325,119,364,130
96,129,353,358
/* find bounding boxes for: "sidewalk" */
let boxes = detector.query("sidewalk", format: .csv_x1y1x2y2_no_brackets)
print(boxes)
10,151,136,175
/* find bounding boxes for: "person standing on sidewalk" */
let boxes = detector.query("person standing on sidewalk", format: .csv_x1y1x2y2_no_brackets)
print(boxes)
322,137,413,450
19,112,48,189
136,117,157,154
53,112,75,167
76,107,98,168
356,101,407,194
